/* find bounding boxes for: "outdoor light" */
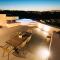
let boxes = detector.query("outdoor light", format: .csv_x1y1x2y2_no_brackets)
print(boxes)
37,23,51,32
37,23,51,37
43,25,50,32
43,31,49,37
36,47,50,60
37,23,43,29
19,35,22,38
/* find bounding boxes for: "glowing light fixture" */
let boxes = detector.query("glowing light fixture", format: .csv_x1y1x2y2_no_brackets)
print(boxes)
37,23,50,32
36,47,50,60
43,25,50,32
37,23,43,29
43,31,49,37
19,35,22,38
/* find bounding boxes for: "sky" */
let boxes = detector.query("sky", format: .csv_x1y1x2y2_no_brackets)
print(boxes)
0,0,60,11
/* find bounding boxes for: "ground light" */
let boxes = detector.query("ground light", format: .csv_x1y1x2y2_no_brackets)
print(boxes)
37,23,51,32
35,46,50,60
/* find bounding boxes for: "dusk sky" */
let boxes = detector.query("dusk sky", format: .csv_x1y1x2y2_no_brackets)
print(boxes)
0,0,60,11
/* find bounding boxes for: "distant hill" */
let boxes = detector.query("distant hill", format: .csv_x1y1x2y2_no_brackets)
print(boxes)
0,10,60,28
